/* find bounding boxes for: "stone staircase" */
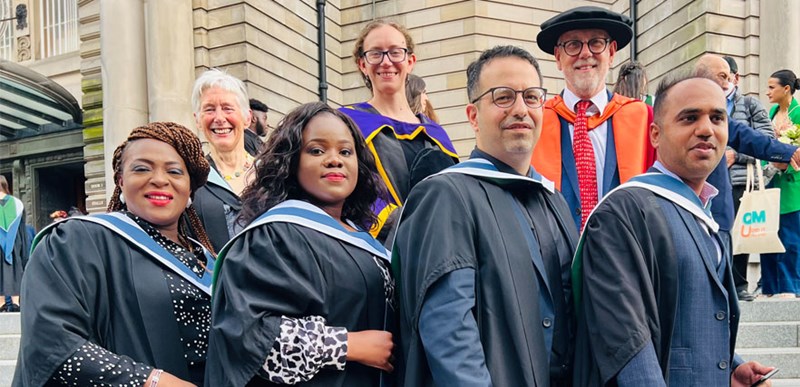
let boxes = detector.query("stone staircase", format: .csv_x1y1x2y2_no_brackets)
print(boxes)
737,298,800,386
0,312,19,387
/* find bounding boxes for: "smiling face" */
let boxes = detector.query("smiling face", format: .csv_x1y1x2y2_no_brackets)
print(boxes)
555,29,616,99
119,138,191,231
767,77,791,104
467,56,543,173
651,78,728,191
358,24,416,97
297,113,359,215
196,87,250,153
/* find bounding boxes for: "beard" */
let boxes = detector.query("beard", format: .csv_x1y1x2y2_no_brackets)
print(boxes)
255,120,266,136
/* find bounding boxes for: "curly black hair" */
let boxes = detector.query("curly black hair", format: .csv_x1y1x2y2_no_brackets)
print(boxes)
238,102,387,231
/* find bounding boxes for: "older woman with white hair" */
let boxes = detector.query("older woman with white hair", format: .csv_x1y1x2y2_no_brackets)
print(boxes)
191,68,254,252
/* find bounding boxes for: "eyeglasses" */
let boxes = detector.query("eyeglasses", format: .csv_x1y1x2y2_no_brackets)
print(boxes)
361,48,409,65
470,87,548,109
556,38,610,57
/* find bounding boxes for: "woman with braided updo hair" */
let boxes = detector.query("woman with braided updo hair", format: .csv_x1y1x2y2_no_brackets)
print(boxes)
14,122,215,387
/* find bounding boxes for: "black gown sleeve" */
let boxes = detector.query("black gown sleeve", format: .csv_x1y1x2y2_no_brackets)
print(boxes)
205,223,338,387
578,189,666,384
14,221,150,387
394,175,478,326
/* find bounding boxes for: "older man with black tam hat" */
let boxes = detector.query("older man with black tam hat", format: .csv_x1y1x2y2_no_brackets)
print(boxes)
531,6,650,231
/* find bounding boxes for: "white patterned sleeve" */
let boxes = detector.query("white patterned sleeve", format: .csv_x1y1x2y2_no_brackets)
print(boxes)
259,315,348,384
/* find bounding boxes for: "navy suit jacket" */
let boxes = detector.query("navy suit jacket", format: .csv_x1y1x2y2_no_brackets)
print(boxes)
709,119,796,231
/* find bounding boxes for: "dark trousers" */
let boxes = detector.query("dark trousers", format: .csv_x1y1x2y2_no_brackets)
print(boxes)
731,184,749,291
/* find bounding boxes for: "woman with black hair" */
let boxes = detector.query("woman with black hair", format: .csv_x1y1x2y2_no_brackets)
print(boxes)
206,102,395,387
762,69,800,298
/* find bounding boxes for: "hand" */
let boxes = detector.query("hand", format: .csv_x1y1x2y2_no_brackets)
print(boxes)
771,162,789,171
726,149,736,168
790,147,800,170
731,361,775,387
346,330,395,372
143,369,196,387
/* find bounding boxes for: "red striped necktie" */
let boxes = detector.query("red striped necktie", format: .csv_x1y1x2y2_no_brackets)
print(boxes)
573,100,598,230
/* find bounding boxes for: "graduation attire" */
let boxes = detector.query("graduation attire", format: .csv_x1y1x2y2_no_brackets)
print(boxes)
0,194,28,295
193,159,242,252
394,150,578,387
13,212,215,387
572,167,741,386
206,200,393,387
339,103,458,241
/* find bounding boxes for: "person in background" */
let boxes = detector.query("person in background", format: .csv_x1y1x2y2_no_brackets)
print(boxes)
573,73,774,387
246,98,269,156
532,6,651,232
0,175,27,313
761,69,800,298
191,69,253,252
613,60,657,168
14,122,216,387
406,74,440,123
206,102,394,386
722,55,776,302
341,20,458,243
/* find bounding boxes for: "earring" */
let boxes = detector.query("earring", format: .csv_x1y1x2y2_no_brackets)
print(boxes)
186,197,193,208
119,193,126,204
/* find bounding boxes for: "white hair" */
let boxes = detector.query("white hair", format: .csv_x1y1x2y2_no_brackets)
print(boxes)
191,68,249,122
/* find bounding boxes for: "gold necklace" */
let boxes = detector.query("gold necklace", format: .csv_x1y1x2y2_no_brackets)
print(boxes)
222,153,255,181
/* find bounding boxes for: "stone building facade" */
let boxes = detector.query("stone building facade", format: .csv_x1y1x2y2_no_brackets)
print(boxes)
2,0,799,222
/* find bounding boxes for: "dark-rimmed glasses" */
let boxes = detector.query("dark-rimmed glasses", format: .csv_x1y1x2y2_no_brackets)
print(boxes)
362,48,409,65
556,38,610,57
470,87,548,108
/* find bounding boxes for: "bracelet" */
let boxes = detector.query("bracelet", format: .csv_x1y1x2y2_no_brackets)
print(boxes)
149,369,163,387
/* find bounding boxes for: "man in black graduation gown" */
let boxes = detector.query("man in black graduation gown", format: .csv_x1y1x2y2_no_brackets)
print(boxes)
394,45,578,387
573,74,775,386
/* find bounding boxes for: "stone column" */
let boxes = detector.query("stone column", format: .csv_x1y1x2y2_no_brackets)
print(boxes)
100,0,148,197
144,0,196,130
759,0,800,105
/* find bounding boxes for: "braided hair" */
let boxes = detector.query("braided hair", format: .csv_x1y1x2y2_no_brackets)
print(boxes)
107,122,215,254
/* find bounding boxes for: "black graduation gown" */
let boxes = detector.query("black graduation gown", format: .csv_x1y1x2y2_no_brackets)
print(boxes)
572,185,739,386
205,212,390,387
13,217,211,387
393,160,578,387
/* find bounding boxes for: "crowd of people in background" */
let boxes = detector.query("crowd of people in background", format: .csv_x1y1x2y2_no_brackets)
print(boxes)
3,4,800,387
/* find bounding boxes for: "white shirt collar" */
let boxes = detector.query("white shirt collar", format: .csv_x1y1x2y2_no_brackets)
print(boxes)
562,87,609,114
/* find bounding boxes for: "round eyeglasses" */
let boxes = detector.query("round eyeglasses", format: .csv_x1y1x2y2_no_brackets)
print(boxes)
361,48,409,65
557,38,610,57
470,87,548,109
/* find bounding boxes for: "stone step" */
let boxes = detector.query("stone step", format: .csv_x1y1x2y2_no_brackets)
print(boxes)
773,379,800,386
0,359,15,387
739,299,800,323
737,321,800,348
737,347,800,378
0,313,20,335
0,334,20,361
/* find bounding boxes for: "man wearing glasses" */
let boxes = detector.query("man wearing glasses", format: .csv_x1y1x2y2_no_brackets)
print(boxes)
532,6,650,231
395,45,578,387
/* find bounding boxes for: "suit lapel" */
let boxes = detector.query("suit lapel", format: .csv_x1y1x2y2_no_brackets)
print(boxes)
674,203,726,293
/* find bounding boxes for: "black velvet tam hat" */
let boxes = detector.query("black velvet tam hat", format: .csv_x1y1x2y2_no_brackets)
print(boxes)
537,6,633,55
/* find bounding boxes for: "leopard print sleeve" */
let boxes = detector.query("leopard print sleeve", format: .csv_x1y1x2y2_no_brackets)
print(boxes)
259,315,348,384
